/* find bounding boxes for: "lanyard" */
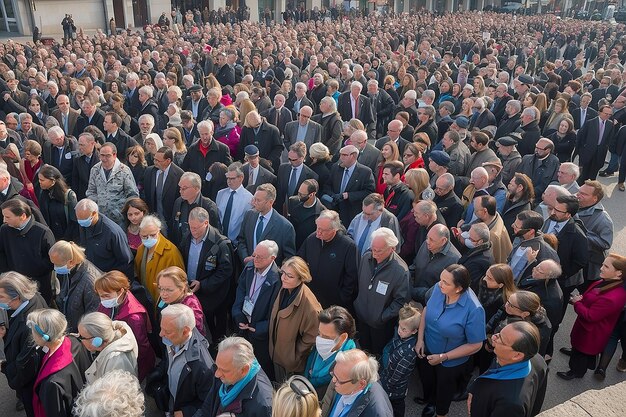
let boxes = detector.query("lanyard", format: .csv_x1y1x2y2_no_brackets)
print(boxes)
249,272,264,301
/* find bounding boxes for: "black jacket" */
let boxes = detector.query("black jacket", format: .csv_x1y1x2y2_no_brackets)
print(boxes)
42,137,78,186
297,231,358,309
105,129,139,164
55,260,102,332
516,120,542,157
287,197,326,249
321,162,376,227
311,112,343,156
494,113,521,140
143,164,184,224
433,190,464,228
274,163,318,214
237,122,283,171
383,182,414,221
502,199,532,241
459,243,495,293
181,139,233,195
72,150,99,200
170,195,222,246
541,218,589,289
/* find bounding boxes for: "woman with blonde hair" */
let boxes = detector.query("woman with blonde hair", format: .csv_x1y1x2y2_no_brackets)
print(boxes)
78,312,138,384
473,76,486,97
375,141,400,194
269,256,322,382
155,266,205,335
273,376,320,417
542,97,572,136
238,99,257,128
95,270,155,381
48,240,101,332
162,127,188,166
534,93,549,122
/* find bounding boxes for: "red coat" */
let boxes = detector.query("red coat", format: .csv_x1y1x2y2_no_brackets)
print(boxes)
571,280,626,355
98,291,155,382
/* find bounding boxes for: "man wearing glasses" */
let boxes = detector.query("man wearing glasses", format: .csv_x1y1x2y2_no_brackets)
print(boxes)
576,104,615,182
274,142,318,216
516,137,560,205
468,321,548,417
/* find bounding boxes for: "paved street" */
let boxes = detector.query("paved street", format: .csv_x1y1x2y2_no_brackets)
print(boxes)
0,175,625,416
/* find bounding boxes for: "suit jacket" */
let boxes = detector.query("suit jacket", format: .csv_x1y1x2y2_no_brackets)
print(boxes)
242,163,277,194
321,162,376,227
51,108,82,137
238,121,283,170
21,123,48,146
283,120,322,150
491,94,512,122
139,99,160,126
571,106,598,130
42,137,78,185
183,96,209,120
124,88,141,118
286,95,315,118
357,143,381,173
105,129,139,164
469,109,497,131
262,106,293,138
76,109,105,133
375,136,409,156
337,92,375,131
236,209,296,265
143,164,184,223
72,150,99,200
576,116,615,167
274,163,318,213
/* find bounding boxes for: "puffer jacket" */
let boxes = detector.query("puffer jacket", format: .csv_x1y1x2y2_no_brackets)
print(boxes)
85,320,139,384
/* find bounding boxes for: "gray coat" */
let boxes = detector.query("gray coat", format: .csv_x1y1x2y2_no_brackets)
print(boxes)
353,251,409,329
55,260,102,332
577,203,614,280
446,141,471,177
412,240,461,304
86,159,139,226
283,119,323,150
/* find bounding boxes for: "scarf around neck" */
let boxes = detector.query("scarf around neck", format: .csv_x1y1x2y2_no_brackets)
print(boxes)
218,359,260,407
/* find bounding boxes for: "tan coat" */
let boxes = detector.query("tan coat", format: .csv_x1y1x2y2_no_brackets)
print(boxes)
269,284,322,373
488,213,513,264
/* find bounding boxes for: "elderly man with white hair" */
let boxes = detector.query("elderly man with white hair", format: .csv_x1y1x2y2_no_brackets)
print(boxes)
138,85,160,125
146,304,214,417
367,79,395,137
557,162,581,194
43,125,77,185
337,81,375,139
353,227,409,355
311,96,343,156
194,336,273,417
286,82,315,117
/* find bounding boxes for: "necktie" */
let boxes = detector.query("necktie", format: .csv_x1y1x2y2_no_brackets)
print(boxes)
275,108,280,126
598,120,605,145
288,167,298,195
249,167,255,186
255,215,264,246
156,170,165,217
222,190,235,237
63,114,69,135
581,109,586,127
108,134,114,142
354,96,359,118
358,220,373,254
340,168,350,193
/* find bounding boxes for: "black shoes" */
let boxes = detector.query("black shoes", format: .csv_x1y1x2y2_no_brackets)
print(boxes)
559,347,572,356
557,370,583,380
421,404,436,417
413,396,427,405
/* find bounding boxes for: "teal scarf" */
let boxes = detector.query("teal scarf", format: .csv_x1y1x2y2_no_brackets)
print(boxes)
478,360,531,381
218,359,260,407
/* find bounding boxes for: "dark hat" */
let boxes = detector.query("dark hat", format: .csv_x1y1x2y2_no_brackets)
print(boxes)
454,116,469,129
244,145,259,156
518,74,534,85
188,84,202,93
430,150,451,167
497,136,518,146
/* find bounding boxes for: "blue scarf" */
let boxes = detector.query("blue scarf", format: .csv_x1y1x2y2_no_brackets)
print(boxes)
218,360,260,407
478,360,531,381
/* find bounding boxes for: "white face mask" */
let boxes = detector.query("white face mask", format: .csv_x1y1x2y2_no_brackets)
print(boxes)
100,293,120,309
316,336,338,361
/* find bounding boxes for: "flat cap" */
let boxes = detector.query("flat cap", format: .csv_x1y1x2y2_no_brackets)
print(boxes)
517,74,534,85
188,84,202,93
454,116,469,129
429,150,450,167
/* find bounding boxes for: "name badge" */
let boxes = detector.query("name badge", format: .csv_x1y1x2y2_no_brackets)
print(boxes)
205,256,217,271
242,296,254,316
376,281,389,296
65,152,72,159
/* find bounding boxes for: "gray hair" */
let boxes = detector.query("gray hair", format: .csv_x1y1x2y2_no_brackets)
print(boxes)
320,96,337,113
48,125,65,139
138,114,155,126
138,85,154,98
560,162,580,180
421,105,436,118
438,173,455,190
79,312,123,344
415,200,437,216
335,349,379,383
544,184,570,198
370,227,399,248
73,370,144,417
318,210,342,231
227,162,244,177
422,90,436,100
470,222,490,243
539,259,562,279
197,119,214,132
161,304,196,330
257,240,279,257
218,336,256,370
439,101,455,114
431,223,450,240
139,214,162,231
0,271,39,300
474,97,486,110
507,100,521,113
309,142,330,160
522,107,538,120
75,198,99,213
18,112,32,123
27,308,67,342
126,72,139,82
180,172,202,189
350,81,363,91
188,206,210,223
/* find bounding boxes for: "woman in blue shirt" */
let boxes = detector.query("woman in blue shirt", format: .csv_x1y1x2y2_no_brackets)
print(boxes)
304,306,356,398
415,264,486,417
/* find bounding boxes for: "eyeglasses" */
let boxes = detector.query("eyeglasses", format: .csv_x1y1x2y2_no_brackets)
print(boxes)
279,270,297,280
158,287,177,294
288,157,301,162
76,334,96,343
505,300,521,310
330,371,354,386
491,332,513,347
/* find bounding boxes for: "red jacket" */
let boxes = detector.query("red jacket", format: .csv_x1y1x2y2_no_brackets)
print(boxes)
98,291,155,381
571,280,626,355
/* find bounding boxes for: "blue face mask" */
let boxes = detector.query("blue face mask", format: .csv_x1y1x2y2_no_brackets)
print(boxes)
162,337,173,347
77,216,93,228
0,302,10,310
54,265,71,275
142,237,158,248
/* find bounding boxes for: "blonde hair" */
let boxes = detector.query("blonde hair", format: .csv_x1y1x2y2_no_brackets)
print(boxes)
49,240,87,264
398,304,421,331
156,266,191,294
281,256,312,283
404,168,430,203
272,378,320,417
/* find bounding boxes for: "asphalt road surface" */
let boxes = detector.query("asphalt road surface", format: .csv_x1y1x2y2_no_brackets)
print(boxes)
0,176,625,416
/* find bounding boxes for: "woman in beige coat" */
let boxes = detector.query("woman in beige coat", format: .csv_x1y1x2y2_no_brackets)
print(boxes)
269,256,322,383
78,312,138,384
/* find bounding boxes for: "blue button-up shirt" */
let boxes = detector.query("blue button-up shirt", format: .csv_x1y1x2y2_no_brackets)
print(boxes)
187,227,209,281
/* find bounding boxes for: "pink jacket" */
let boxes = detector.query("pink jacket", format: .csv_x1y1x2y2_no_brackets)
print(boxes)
571,280,626,355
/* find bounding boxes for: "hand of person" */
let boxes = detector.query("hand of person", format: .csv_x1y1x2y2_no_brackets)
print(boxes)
570,294,583,304
25,183,34,192
3,93,10,102
415,339,425,358
467,393,473,416
426,353,445,366
189,280,200,293
247,326,255,332
526,247,539,263
457,219,465,228
342,192,348,200
174,411,183,417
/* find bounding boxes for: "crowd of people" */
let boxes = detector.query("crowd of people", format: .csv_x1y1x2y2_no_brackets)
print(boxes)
1,7,626,417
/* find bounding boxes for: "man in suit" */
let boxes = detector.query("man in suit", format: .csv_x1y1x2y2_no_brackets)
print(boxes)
180,206,234,346
76,96,105,133
143,147,183,233
51,94,82,138
261,93,293,139
571,93,597,130
183,84,209,120
350,130,380,173
137,86,160,126
274,141,318,215
123,72,141,118
231,239,281,378
469,97,497,131
236,183,296,266
238,111,283,171
180,110,200,147
320,144,376,227
516,138,561,204
215,52,235,87
375,119,409,156
72,132,100,200
242,145,276,194
102,112,138,164
367,79,395,137
576,104,615,182
43,126,78,186
153,72,170,114
347,192,401,256
133,114,155,146
283,105,322,152
337,81,376,138
286,82,315,118
215,162,253,242
494,100,522,140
